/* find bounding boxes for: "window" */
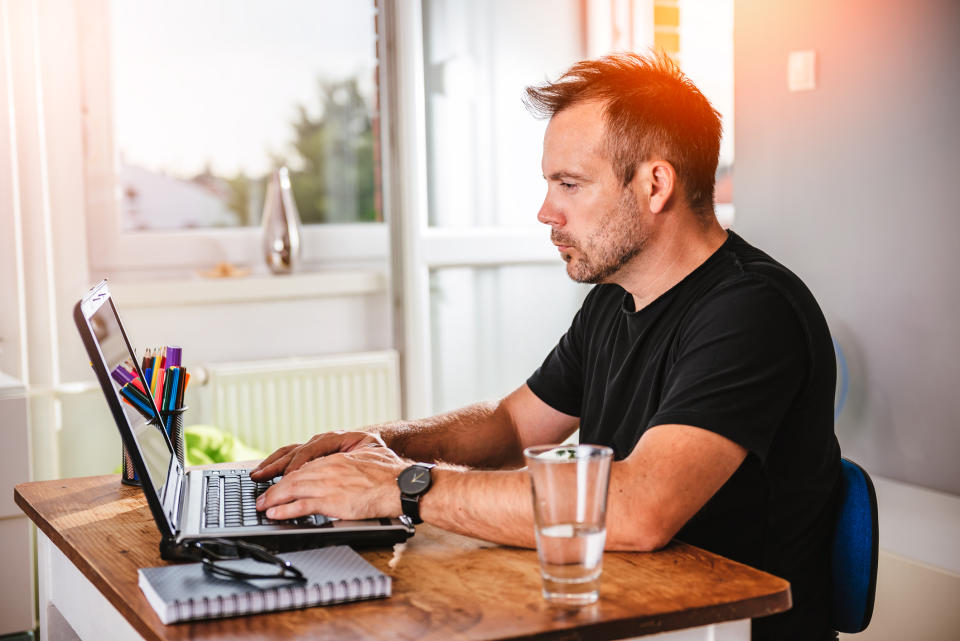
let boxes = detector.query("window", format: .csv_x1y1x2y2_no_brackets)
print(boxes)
397,0,735,414
81,0,387,274
401,0,590,415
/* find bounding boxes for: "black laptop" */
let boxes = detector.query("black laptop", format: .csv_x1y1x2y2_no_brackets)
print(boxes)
74,280,414,560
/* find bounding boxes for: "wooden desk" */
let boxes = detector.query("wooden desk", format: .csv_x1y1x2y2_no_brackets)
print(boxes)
15,475,790,641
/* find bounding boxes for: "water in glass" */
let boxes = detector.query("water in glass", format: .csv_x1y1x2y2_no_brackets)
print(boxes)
535,523,607,605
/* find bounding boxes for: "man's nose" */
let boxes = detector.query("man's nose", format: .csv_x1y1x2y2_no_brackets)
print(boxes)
537,198,564,227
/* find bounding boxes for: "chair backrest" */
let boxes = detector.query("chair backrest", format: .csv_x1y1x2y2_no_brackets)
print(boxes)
831,458,879,633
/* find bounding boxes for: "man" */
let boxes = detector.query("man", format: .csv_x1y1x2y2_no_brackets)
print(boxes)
252,52,841,640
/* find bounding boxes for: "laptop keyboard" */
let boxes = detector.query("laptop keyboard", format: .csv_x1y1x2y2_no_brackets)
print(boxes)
202,469,329,529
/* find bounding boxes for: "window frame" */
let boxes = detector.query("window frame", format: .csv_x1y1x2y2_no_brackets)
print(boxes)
384,0,588,417
389,0,733,417
77,0,389,275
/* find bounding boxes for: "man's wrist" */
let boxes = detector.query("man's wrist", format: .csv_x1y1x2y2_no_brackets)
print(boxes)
367,424,404,454
413,466,462,526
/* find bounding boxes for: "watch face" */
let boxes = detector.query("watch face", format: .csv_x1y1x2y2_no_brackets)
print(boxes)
398,465,432,495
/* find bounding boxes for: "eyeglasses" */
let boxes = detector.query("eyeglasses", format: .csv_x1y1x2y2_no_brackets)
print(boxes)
181,538,306,583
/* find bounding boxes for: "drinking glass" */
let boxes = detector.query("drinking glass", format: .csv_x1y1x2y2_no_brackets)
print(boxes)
524,444,613,606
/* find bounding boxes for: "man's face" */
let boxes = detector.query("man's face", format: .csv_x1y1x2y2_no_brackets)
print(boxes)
537,101,649,284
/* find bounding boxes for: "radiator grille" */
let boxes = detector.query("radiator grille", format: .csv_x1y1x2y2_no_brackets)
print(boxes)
202,351,400,455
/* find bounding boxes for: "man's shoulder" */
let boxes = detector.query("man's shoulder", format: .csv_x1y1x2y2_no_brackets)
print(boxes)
669,233,787,322
717,232,828,330
684,270,805,342
680,232,833,367
721,232,818,302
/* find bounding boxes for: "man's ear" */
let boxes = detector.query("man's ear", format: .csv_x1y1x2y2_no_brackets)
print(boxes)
646,161,677,214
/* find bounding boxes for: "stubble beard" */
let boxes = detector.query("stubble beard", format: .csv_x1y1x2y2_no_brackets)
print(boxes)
554,188,649,284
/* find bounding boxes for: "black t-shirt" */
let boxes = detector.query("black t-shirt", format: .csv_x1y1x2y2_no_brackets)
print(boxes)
527,231,840,640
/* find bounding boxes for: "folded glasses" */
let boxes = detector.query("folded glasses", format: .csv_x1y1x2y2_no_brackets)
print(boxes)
180,538,306,583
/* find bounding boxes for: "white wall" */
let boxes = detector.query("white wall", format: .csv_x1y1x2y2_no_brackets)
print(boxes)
734,0,960,635
734,0,960,495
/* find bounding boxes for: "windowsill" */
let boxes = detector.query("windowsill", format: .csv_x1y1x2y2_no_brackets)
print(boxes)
108,270,387,309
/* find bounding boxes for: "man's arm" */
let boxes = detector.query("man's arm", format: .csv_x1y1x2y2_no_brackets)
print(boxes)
417,423,747,549
257,416,747,551
252,384,577,522
251,384,578,480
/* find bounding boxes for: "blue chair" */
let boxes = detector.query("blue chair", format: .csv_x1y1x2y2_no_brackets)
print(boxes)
831,458,879,633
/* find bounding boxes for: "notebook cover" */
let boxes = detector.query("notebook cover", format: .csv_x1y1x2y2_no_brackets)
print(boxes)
138,545,390,624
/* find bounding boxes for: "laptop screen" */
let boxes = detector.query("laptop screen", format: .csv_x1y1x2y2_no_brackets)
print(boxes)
78,284,174,503
89,299,172,489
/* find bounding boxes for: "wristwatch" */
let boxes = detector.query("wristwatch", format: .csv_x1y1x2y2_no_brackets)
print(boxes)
396,463,436,524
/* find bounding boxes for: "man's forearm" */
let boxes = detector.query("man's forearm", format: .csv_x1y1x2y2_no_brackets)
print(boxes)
369,401,525,469
416,456,685,553
419,466,537,547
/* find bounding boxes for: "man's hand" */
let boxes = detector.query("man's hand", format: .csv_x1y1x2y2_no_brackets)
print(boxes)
249,430,385,481
255,447,407,520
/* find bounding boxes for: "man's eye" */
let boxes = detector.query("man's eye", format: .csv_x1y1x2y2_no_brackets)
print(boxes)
560,182,578,192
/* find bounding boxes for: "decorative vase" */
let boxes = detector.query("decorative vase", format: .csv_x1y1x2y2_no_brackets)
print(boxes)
261,167,303,274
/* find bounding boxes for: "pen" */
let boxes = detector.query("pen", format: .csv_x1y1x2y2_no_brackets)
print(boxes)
120,384,155,420
176,367,188,410
123,381,153,407
130,376,148,396
163,367,182,436
161,367,173,414
111,364,134,386
168,367,181,412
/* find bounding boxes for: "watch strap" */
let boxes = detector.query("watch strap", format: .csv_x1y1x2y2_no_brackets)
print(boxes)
400,493,424,524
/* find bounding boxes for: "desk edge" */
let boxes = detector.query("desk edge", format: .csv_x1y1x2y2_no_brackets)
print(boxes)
16,479,166,641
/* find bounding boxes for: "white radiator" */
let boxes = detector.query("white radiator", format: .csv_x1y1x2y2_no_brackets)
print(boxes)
199,350,401,455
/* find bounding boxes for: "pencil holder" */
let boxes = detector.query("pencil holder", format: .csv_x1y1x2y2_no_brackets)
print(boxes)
121,415,166,486
120,407,188,486
121,441,140,486
162,406,188,468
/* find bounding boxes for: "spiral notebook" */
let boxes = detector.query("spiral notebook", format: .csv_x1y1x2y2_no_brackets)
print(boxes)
138,545,391,624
